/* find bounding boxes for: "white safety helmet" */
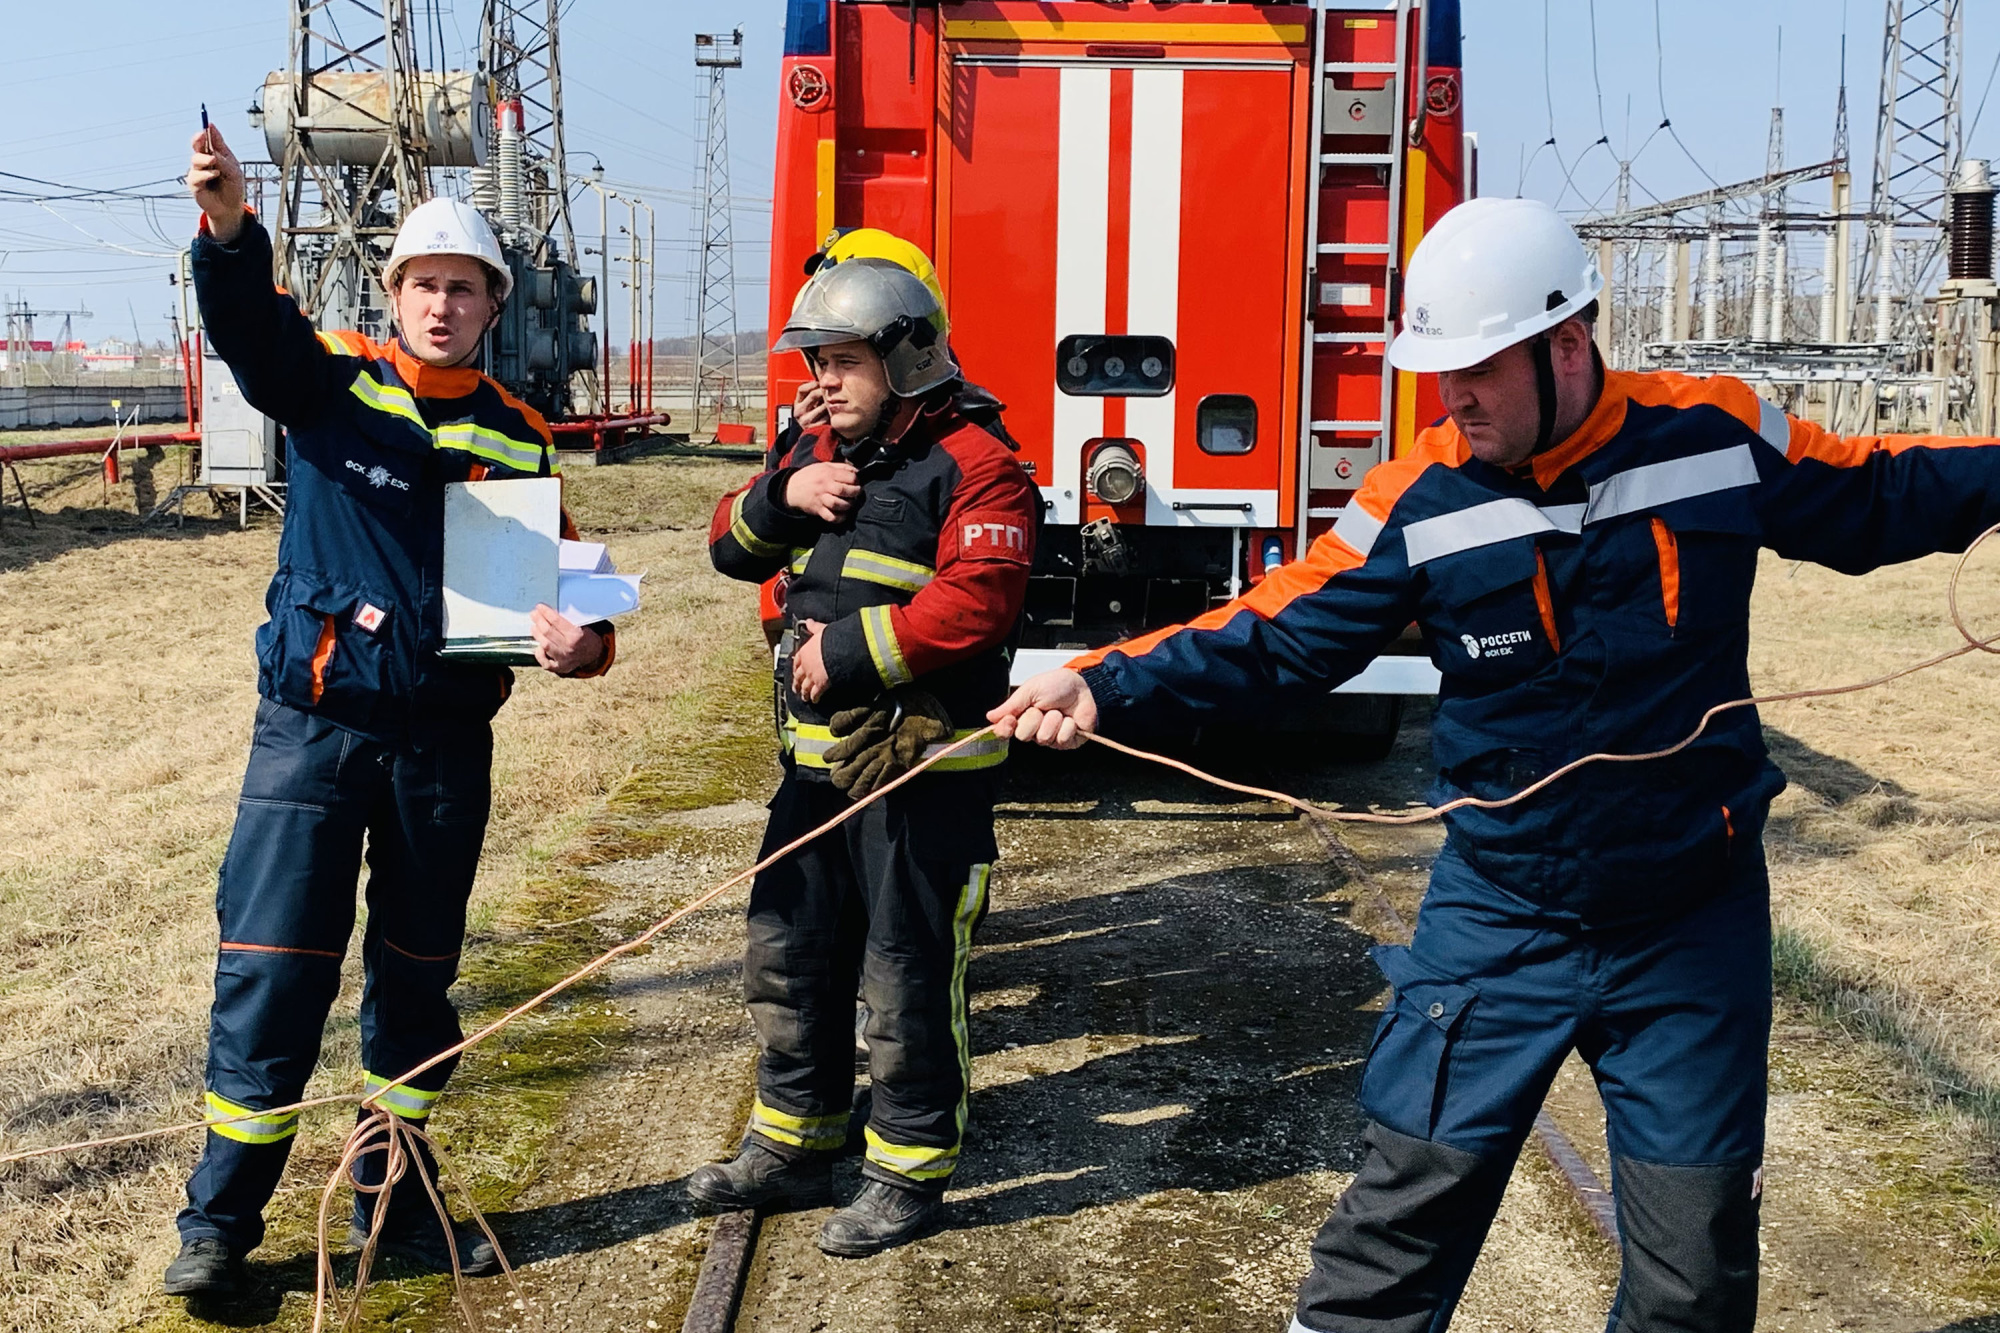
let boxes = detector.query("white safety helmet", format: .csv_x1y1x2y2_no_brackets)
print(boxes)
1387,197,1602,374
383,196,513,304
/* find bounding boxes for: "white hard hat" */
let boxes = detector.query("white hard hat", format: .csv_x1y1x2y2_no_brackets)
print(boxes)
384,196,513,303
1387,197,1603,374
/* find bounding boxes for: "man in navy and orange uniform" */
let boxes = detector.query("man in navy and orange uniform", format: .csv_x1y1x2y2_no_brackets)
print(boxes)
166,128,614,1296
996,197,2000,1331
694,257,1037,1255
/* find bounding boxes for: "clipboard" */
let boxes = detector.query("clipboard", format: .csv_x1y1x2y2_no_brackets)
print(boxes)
439,477,562,664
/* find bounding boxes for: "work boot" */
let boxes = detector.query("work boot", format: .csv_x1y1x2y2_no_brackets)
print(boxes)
817,1178,943,1257
162,1237,247,1296
344,1214,501,1277
686,1139,834,1212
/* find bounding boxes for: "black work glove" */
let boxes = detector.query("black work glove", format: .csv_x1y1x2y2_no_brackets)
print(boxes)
823,687,955,799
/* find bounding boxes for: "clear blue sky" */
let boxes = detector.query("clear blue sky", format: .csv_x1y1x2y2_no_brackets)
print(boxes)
0,1,1993,346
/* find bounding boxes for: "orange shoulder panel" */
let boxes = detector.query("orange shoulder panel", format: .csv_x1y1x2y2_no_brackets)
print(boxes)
486,378,556,448
315,329,376,358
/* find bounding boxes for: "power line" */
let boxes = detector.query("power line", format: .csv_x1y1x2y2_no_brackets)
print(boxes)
1653,0,1723,190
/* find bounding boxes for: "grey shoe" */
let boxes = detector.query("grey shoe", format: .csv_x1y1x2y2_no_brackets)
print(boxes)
163,1237,246,1296
686,1139,834,1212
817,1178,944,1257
345,1216,501,1277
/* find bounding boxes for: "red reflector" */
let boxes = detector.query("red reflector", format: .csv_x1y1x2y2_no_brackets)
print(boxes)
1085,43,1166,59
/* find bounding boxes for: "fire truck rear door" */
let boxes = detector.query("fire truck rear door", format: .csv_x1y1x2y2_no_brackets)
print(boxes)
942,51,1301,529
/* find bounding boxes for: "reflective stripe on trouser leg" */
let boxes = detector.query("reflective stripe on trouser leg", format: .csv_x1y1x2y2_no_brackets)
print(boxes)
180,700,371,1251
862,862,991,1186
743,775,871,1154
363,1072,442,1121
202,1091,302,1145
749,1097,850,1152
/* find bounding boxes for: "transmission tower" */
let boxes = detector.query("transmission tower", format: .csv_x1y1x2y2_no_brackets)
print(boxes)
1860,0,1964,343
259,0,464,336
689,28,745,435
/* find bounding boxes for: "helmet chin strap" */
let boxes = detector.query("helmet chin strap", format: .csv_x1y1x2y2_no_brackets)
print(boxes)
1530,332,1560,455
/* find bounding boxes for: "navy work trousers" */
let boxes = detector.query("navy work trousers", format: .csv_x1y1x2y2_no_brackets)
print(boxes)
1295,841,1771,1333
177,698,491,1251
742,768,996,1192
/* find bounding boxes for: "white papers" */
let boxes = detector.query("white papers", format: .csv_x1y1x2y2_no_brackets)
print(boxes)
559,538,613,573
557,572,643,625
442,477,561,644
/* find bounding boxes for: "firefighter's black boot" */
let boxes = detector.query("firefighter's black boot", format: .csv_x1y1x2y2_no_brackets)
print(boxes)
162,1237,247,1296
817,1178,943,1257
686,1139,834,1212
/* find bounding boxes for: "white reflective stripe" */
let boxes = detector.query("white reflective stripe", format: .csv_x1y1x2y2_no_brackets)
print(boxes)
1333,503,1385,557
1541,503,1586,533
1127,67,1183,523
1402,498,1559,566
1050,67,1111,526
1755,396,1791,454
1584,444,1760,524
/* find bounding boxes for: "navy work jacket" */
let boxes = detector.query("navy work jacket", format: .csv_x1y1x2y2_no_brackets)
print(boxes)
1076,369,2000,924
192,215,610,746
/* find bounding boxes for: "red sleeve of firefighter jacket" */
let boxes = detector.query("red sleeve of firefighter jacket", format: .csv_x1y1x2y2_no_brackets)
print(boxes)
821,427,1039,693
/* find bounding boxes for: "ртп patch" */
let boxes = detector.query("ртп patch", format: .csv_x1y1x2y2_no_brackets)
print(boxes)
958,511,1030,563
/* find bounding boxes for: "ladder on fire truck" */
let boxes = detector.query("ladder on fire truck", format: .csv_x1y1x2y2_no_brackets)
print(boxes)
1296,0,1429,560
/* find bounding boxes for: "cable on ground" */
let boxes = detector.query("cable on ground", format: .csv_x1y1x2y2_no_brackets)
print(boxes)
3,524,1998,1327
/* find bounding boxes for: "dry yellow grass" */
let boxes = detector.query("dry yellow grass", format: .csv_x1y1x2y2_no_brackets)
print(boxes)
0,448,768,1330
1748,543,2000,1107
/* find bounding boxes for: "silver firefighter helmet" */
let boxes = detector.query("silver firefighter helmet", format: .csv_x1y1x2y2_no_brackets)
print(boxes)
773,258,959,397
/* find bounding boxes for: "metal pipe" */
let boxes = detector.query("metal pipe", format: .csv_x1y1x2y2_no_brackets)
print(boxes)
0,431,198,464
1819,225,1840,342
633,199,657,416
576,176,616,414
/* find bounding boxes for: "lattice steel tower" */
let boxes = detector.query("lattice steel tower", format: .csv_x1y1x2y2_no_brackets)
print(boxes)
689,28,745,435
1861,0,1964,342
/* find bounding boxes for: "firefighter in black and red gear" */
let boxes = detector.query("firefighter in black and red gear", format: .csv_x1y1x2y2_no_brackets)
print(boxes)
695,256,1038,1255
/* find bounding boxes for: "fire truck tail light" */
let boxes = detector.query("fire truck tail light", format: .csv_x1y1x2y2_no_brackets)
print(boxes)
1056,335,1175,397
1087,440,1145,505
1197,395,1258,456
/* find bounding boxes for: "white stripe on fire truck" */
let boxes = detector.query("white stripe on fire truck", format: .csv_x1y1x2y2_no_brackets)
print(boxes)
1127,67,1183,523
1052,67,1111,525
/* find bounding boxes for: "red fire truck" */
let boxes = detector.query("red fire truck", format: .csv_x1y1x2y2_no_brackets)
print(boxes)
767,0,1471,753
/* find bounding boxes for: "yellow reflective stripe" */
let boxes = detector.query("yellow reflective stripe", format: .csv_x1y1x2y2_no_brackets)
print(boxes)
855,865,985,1183
788,547,814,576
841,549,936,593
363,1072,441,1121
861,604,914,687
750,1097,849,1151
204,1091,301,1145
950,864,990,1140
730,490,790,558
782,721,1006,772
863,1126,959,1181
925,734,1010,771
434,420,549,474
346,371,428,431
